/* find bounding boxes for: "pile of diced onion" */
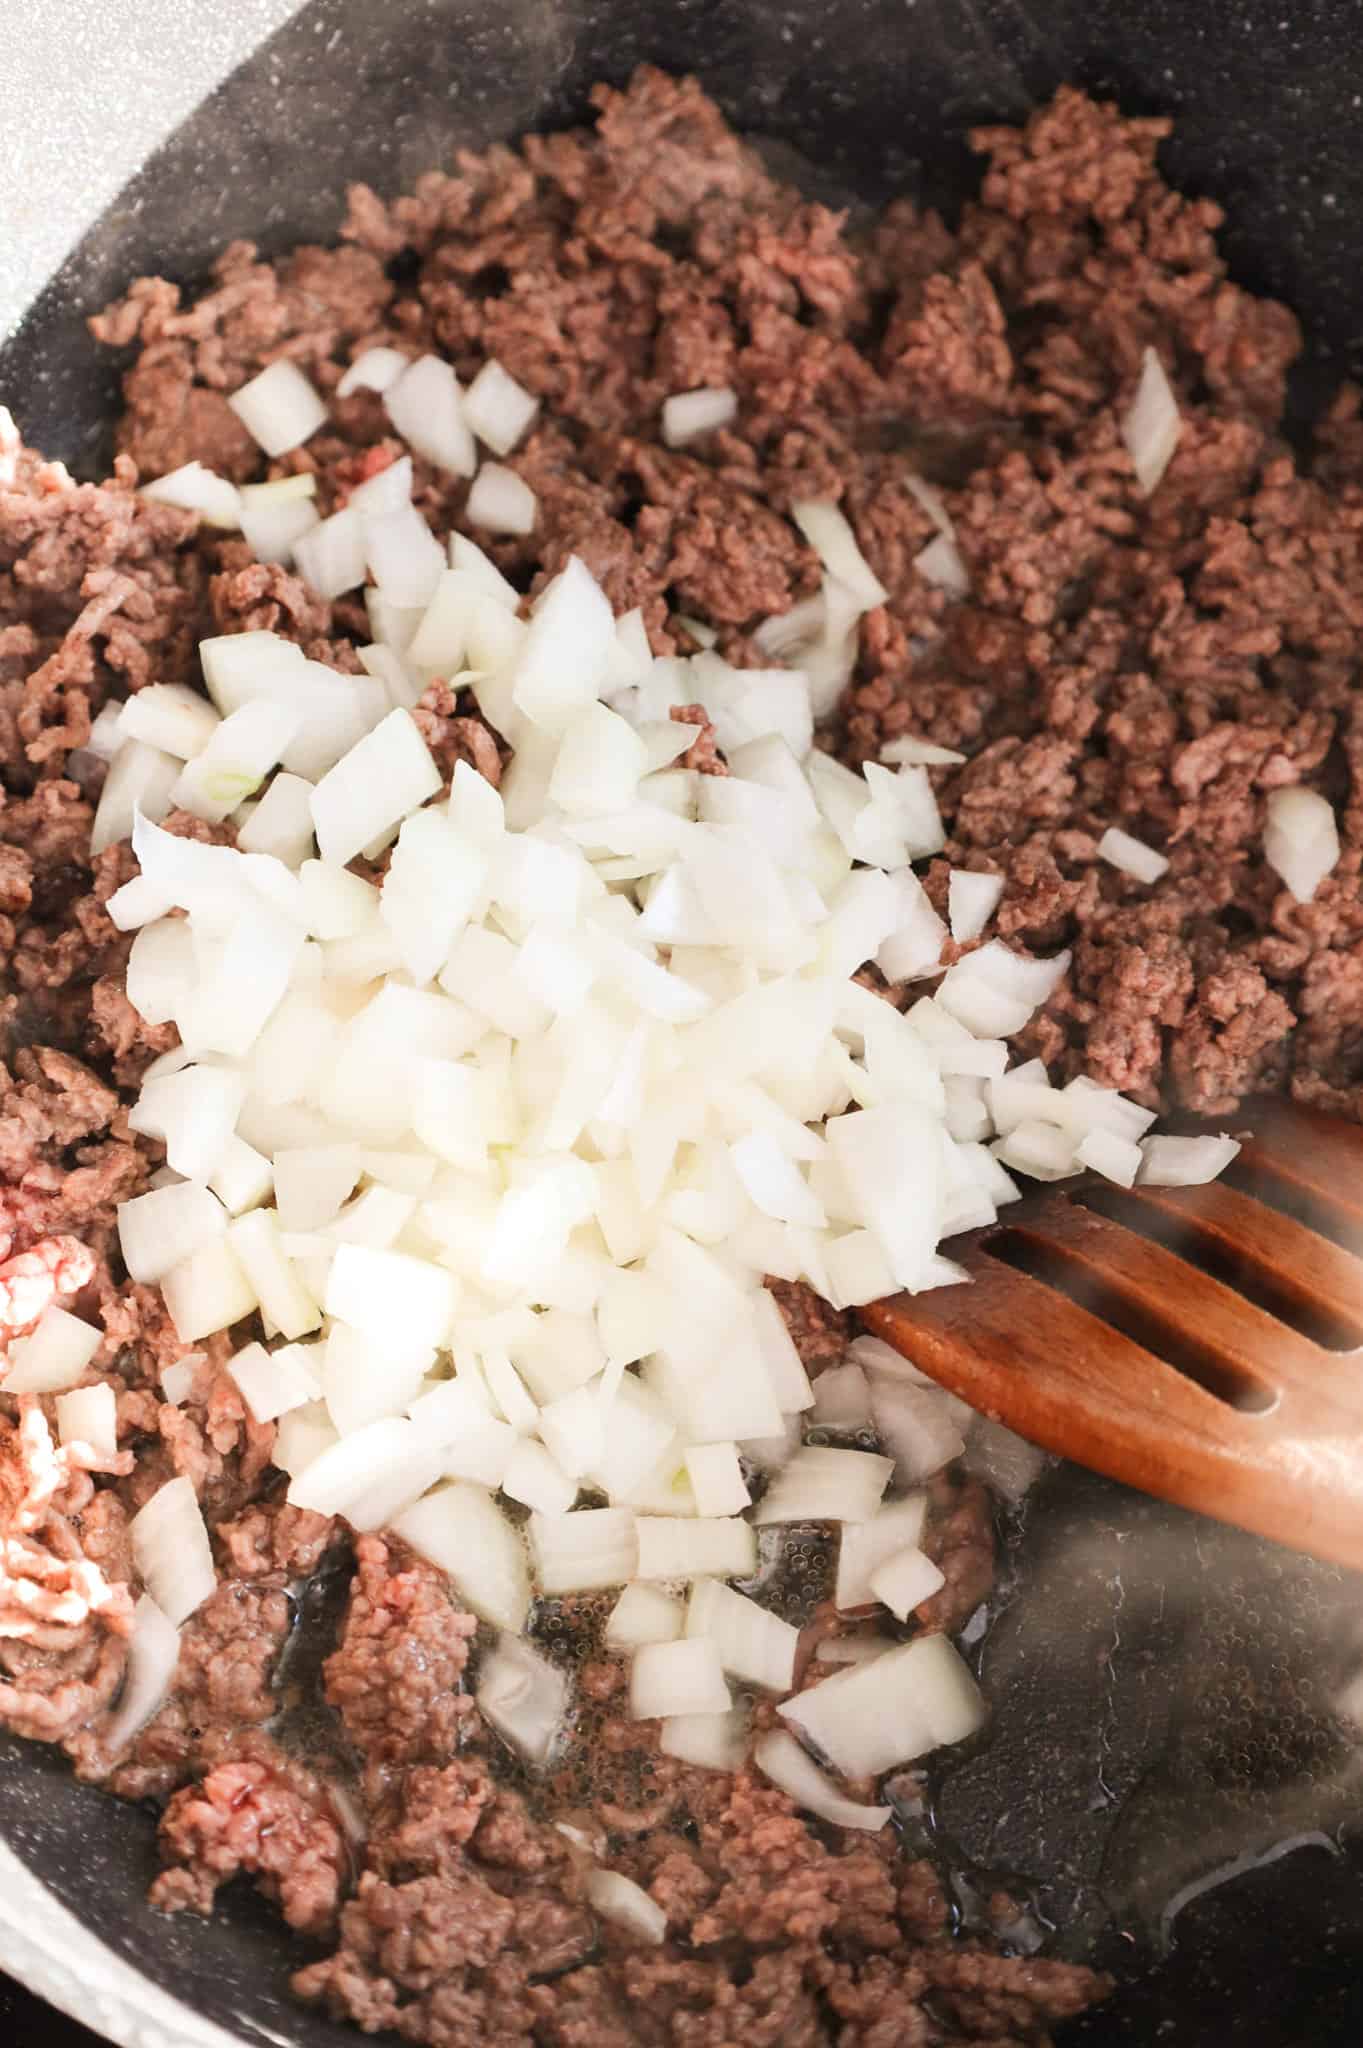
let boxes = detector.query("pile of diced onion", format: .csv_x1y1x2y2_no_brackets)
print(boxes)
7,340,1265,1904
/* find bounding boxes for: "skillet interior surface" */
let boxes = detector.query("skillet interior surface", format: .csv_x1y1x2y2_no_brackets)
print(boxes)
4,1,1363,2041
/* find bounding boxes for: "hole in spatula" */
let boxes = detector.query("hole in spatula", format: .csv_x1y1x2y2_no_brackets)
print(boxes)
1220,1155,1363,1262
984,1227,1276,1413
1069,1184,1363,1354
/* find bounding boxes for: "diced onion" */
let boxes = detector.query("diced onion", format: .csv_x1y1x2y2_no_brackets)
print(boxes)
659,1705,748,1771
1098,826,1169,885
117,1182,228,1286
913,532,969,596
466,463,537,536
685,1578,797,1693
294,504,368,599
835,1494,929,1609
1076,1126,1143,1187
790,501,888,610
586,1868,667,1945
477,1631,569,1764
630,1636,731,1720
753,1445,893,1526
54,1382,118,1458
391,1481,530,1632
239,475,320,564
384,353,477,478
140,461,242,529
228,360,328,457
605,1584,684,1650
310,708,441,866
779,1632,986,1776
1122,346,1181,497
634,1516,757,1581
867,1543,945,1621
948,870,1004,944
662,387,737,447
131,1476,217,1627
531,1507,637,1594
91,739,180,855
464,359,540,454
682,1443,751,1518
3,1306,102,1394
754,1729,891,1832
1138,1133,1241,1187
103,1594,181,1755
337,346,408,399
1263,786,1340,904
119,683,222,760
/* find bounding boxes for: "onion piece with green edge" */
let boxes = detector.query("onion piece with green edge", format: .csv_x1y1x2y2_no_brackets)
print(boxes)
130,1476,217,1627
170,699,301,825
585,1869,667,1946
390,1481,530,1633
477,1632,569,1765
754,1730,891,1832
630,1637,731,1720
778,1632,986,1776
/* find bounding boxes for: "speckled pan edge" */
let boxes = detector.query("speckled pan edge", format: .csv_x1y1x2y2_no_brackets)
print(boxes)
0,1841,245,2048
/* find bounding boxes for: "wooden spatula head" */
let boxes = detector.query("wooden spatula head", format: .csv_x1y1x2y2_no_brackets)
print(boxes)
862,1097,1363,1570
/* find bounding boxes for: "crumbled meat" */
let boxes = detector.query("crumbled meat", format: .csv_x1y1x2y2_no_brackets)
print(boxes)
322,1533,477,1796
151,1747,346,1934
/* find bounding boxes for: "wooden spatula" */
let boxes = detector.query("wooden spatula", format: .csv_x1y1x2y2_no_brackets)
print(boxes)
862,1096,1363,1570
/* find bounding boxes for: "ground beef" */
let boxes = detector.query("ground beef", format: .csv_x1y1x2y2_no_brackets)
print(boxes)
12,57,1363,2047
150,1744,347,1934
321,1532,477,1797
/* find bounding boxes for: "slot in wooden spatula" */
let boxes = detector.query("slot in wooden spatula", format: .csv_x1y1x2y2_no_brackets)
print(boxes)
862,1096,1363,1570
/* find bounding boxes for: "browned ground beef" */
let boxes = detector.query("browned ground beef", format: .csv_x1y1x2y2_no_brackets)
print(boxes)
10,59,1363,2043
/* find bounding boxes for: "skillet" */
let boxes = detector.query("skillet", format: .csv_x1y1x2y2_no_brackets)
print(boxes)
4,2,1363,2041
